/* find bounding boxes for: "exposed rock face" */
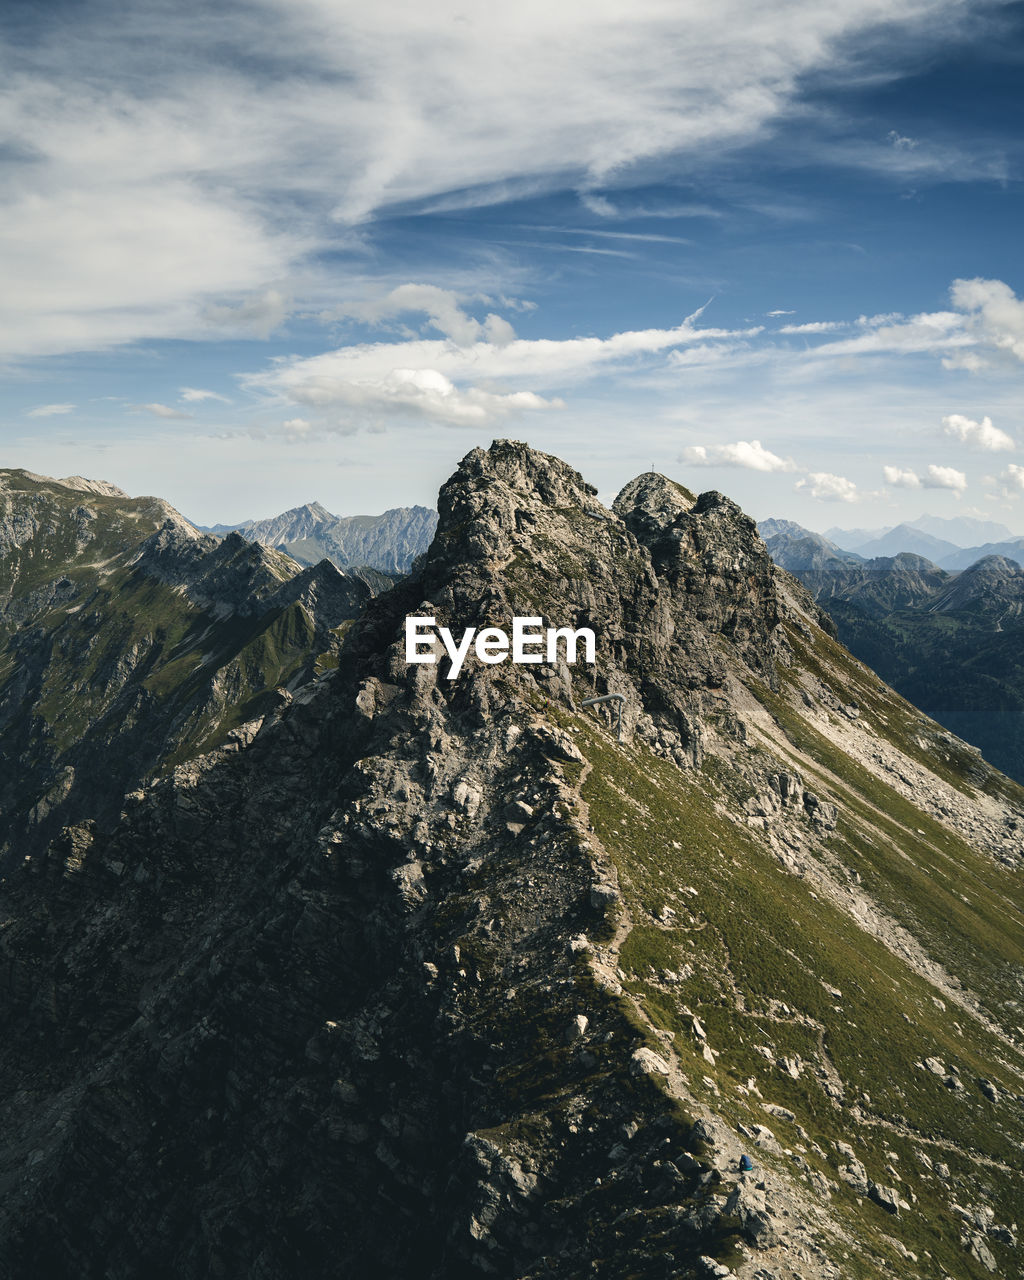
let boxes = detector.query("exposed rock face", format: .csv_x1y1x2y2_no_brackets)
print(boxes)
0,442,1022,1279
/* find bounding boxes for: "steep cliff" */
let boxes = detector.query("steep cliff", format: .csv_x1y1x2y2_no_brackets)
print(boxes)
0,444,1022,1280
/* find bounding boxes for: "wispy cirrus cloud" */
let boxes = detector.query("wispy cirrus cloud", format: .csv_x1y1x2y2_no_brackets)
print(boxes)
778,320,845,334
246,290,758,426
27,403,75,417
180,387,232,404
0,0,1000,360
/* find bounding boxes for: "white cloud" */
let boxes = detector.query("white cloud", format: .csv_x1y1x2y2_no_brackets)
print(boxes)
681,439,796,472
129,403,193,420
181,387,231,403
0,0,992,359
280,368,562,428
941,412,1014,452
766,309,795,317
924,464,967,491
27,402,75,417
246,303,757,423
283,417,312,437
1000,464,1024,492
779,320,845,334
796,471,859,502
883,465,921,489
809,309,968,359
769,279,1024,374
949,278,1024,363
338,284,516,347
887,130,918,151
580,193,618,218
941,351,989,372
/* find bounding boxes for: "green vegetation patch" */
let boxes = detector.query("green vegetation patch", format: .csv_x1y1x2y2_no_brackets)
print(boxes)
575,716,1024,1276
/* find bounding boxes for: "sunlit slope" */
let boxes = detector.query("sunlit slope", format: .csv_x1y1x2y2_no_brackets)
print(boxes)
572,617,1024,1278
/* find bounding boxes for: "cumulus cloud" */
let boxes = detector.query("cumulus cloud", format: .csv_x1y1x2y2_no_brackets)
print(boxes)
924,464,967,491
129,403,192,420
950,277,1024,362
796,472,859,502
27,402,75,417
181,387,231,403
680,439,796,472
883,463,965,492
1000,464,1024,492
883,465,921,489
941,412,1013,452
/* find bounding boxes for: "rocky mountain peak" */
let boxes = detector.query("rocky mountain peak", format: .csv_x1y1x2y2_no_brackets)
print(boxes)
349,443,808,773
613,470,696,540
959,553,1022,579
436,439,598,539
1,442,1023,1279
56,474,131,498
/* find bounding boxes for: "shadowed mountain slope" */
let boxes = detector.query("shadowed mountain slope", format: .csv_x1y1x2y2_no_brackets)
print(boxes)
0,444,1022,1279
0,469,371,871
763,542,1024,785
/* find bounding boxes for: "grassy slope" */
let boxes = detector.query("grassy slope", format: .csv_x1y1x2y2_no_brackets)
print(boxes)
569,625,1024,1277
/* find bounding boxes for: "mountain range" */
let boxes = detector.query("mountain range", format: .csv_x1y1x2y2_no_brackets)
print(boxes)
0,449,1022,1278
202,501,438,574
824,515,1021,555
761,516,1024,784
764,516,1024,574
0,468,376,874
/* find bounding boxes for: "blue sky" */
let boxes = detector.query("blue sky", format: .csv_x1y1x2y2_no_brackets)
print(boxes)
3,0,1024,530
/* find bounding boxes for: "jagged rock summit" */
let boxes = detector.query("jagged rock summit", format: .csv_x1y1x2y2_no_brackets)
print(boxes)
0,442,1022,1279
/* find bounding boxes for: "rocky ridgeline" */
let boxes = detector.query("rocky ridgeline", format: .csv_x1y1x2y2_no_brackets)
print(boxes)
0,444,1022,1279
219,500,439,574
0,471,372,873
